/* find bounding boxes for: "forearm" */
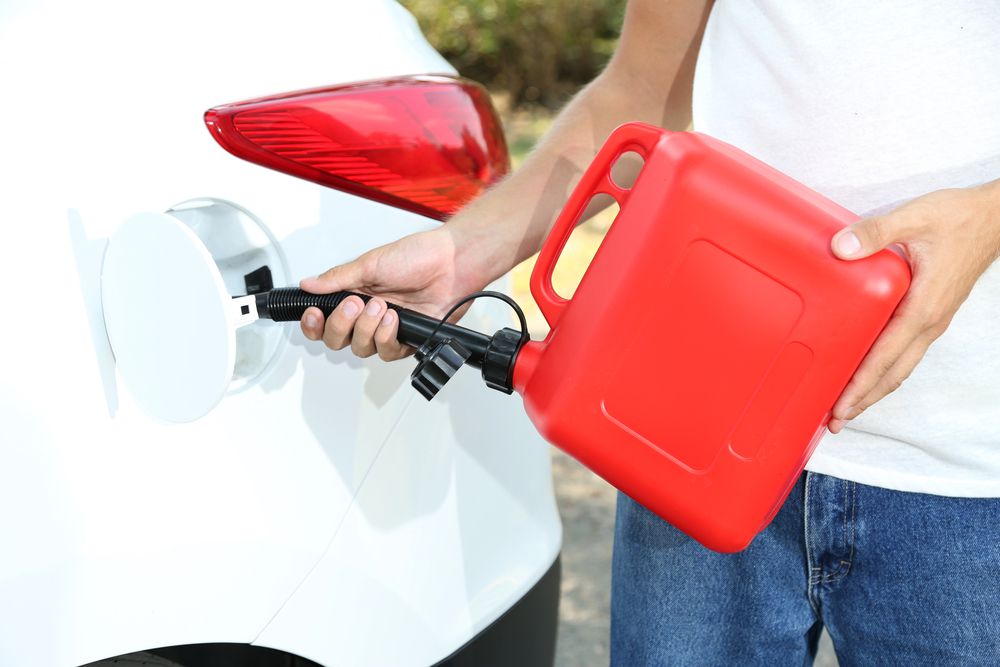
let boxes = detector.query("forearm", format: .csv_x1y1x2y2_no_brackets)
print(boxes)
452,72,684,279
979,178,1000,223
448,0,712,284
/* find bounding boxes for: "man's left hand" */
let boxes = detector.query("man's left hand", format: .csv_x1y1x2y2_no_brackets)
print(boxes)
828,180,1000,433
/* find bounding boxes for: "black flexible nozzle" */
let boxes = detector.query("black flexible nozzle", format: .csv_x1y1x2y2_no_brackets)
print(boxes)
256,287,492,365
251,287,523,396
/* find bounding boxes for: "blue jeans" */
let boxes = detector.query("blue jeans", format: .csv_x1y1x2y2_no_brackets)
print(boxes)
610,471,1000,666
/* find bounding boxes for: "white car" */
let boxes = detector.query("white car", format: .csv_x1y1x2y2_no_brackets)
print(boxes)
0,1,561,665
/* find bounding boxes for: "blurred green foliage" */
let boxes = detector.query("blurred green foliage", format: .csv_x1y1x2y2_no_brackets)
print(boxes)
401,0,626,108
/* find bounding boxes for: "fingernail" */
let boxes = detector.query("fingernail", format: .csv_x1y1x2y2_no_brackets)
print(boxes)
380,310,396,328
304,312,320,330
342,300,361,317
365,299,382,316
835,231,861,257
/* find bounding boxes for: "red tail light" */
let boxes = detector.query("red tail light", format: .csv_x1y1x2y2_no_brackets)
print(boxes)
204,76,510,221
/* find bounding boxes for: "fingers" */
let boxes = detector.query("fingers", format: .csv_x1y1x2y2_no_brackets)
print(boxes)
373,309,411,361
829,336,931,435
300,306,325,341
321,295,364,350
827,417,849,434
306,296,409,361
348,299,411,360
832,211,923,260
848,335,932,418
830,281,943,429
831,304,920,421
351,299,385,358
300,253,372,294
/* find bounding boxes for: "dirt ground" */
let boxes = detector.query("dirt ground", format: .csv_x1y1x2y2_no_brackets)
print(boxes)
550,450,616,666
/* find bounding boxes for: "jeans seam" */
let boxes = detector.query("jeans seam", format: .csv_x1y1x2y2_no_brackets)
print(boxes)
804,472,822,613
847,482,858,563
841,478,849,555
823,481,857,585
848,480,857,566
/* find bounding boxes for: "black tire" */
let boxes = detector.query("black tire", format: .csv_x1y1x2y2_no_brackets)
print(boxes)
84,652,184,667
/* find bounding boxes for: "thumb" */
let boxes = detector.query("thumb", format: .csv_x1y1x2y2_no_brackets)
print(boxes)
299,255,370,294
832,215,908,261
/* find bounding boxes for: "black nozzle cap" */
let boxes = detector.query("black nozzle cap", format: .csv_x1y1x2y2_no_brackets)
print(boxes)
410,338,471,401
482,327,523,394
244,265,274,295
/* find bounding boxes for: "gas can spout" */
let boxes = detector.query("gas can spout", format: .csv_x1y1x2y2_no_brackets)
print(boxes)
511,340,543,394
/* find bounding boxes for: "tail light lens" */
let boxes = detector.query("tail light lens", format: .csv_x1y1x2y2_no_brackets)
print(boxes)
204,76,510,221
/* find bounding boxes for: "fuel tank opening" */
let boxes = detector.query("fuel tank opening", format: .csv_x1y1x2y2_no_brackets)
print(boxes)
101,200,289,422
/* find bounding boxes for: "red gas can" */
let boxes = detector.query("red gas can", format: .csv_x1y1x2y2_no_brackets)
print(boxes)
512,122,910,552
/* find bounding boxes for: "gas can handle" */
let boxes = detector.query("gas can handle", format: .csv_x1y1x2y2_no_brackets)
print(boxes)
530,122,665,329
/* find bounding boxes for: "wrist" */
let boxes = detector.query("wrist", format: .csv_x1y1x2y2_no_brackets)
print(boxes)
444,199,528,287
434,218,504,292
983,178,1000,209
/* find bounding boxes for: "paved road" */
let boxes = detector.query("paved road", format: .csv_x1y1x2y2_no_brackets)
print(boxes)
550,450,838,667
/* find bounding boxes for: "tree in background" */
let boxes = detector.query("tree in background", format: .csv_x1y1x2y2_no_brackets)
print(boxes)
402,0,626,108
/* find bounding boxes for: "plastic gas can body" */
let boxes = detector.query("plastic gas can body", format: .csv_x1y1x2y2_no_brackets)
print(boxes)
513,123,910,552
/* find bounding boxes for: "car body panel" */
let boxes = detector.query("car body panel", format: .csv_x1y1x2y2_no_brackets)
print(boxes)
0,1,560,665
255,367,561,666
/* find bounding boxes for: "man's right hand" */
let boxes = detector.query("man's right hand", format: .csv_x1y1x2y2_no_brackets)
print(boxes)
298,225,490,361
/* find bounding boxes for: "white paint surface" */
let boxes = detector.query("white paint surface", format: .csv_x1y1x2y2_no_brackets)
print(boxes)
102,212,236,423
0,1,561,666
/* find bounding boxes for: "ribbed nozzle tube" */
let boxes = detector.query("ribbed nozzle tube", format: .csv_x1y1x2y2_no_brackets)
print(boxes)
255,287,492,368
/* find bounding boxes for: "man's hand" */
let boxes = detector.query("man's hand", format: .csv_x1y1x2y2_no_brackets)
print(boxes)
298,226,488,361
828,181,1000,433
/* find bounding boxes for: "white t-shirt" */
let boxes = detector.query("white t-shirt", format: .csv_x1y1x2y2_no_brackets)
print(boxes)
692,1,1000,497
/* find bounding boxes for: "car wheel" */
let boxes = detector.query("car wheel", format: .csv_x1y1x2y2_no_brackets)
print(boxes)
84,652,183,667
